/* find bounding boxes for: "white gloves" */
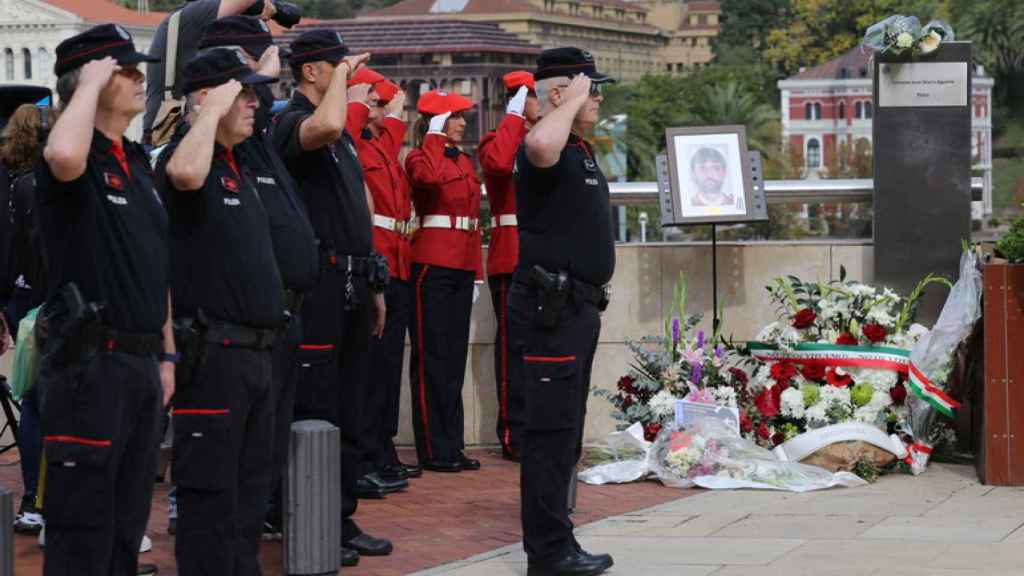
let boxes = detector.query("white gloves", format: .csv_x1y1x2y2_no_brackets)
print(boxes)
428,111,452,135
506,85,528,117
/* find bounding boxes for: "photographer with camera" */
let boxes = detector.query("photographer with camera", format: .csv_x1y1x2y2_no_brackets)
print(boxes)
143,0,301,146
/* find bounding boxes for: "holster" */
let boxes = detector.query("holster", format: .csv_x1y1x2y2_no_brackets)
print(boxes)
37,283,105,369
367,252,391,294
530,266,570,329
173,311,209,392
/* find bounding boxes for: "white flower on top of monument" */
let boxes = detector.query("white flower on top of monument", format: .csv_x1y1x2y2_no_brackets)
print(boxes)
896,32,914,49
918,30,942,54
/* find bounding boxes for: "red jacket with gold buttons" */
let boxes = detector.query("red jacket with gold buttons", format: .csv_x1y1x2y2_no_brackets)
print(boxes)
405,132,482,277
478,113,526,277
348,102,413,282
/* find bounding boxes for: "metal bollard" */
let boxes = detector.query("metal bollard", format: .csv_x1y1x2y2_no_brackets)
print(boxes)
0,488,13,576
285,420,341,575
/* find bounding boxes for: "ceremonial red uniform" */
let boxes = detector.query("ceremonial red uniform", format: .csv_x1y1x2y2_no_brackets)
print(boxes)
478,112,528,459
405,92,483,468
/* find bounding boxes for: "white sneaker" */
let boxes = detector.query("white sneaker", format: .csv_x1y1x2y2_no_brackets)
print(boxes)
139,534,152,553
13,511,44,534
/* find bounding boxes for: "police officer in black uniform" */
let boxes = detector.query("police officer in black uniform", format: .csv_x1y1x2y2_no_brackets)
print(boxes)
272,30,394,566
199,15,320,538
155,48,284,574
36,24,174,575
510,47,616,576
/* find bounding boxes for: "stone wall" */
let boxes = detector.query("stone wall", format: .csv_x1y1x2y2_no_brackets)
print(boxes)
396,241,874,447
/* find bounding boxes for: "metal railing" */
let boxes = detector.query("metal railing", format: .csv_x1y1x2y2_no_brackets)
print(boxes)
608,177,985,206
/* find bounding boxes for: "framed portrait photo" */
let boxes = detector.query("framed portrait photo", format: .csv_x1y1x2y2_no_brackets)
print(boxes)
663,125,760,225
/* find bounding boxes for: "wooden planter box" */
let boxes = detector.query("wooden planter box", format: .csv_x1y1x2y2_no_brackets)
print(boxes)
979,262,1024,485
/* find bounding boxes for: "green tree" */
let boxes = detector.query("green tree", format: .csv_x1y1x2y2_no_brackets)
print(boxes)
762,0,948,76
689,80,780,158
713,0,790,57
955,0,1024,116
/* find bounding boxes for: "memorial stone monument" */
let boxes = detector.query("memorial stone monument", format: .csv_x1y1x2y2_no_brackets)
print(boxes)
873,42,973,323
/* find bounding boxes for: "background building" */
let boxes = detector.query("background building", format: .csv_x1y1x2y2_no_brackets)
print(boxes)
779,45,995,214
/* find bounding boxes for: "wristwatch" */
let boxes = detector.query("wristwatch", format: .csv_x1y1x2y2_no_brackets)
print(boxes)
159,352,181,364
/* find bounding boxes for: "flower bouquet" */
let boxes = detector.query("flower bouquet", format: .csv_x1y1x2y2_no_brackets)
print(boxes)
649,418,865,492
596,274,749,442
863,15,954,58
741,269,960,478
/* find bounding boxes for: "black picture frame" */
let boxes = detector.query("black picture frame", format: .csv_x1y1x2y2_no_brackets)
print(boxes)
662,125,761,226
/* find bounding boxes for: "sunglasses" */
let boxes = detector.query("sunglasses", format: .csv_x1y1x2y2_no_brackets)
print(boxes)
555,82,602,98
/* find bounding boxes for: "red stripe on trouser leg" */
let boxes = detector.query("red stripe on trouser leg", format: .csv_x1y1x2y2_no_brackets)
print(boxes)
415,264,433,460
499,276,511,450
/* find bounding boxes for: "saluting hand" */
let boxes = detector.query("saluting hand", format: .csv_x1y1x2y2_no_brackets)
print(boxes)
201,80,244,119
385,90,406,116
427,111,452,135
559,73,592,107
343,52,371,76
78,57,120,92
256,45,281,80
506,85,529,117
348,82,371,104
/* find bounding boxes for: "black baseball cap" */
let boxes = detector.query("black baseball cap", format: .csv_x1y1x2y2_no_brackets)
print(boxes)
54,23,159,77
534,47,614,84
289,29,349,66
200,16,275,59
182,48,276,94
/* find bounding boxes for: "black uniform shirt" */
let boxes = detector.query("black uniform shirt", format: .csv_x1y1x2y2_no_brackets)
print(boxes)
236,86,319,293
515,134,615,287
34,130,169,333
272,90,372,257
156,123,285,329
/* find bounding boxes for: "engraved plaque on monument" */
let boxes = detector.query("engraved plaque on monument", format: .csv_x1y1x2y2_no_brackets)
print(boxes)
873,42,972,323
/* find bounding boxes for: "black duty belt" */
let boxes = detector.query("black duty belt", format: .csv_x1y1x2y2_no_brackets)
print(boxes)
87,327,164,357
511,267,611,311
320,250,373,277
203,319,278,350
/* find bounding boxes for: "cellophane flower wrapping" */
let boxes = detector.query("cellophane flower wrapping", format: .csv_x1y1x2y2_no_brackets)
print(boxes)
578,422,654,485
649,419,866,492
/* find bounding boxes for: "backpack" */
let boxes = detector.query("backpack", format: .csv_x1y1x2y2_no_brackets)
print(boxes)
149,10,185,148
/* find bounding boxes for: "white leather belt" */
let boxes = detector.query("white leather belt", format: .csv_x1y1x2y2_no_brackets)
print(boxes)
373,214,414,235
490,214,518,228
421,215,479,232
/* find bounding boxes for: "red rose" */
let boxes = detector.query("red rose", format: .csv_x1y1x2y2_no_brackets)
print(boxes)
729,368,749,386
771,432,786,446
617,375,637,395
863,323,887,344
792,308,817,329
757,422,771,439
801,364,826,381
826,367,853,388
770,362,798,385
619,395,634,410
836,332,858,346
643,421,662,442
740,411,754,433
755,386,780,418
890,382,908,406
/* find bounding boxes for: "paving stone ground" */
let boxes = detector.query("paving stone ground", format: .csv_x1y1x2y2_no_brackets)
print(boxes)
2,447,693,575
418,463,1024,576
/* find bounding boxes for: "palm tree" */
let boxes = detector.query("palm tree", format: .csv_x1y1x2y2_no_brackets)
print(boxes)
691,80,781,158
957,0,1024,115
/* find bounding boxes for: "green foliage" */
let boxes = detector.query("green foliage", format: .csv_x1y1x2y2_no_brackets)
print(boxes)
954,0,1024,115
714,0,791,57
995,216,1024,263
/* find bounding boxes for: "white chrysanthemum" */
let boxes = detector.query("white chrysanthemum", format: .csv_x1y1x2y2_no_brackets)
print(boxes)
712,386,738,408
805,402,829,426
919,30,942,54
649,390,679,419
819,385,851,407
849,283,877,298
868,389,893,410
866,306,896,327
896,32,914,48
780,387,805,419
853,404,882,425
750,364,774,392
850,368,899,394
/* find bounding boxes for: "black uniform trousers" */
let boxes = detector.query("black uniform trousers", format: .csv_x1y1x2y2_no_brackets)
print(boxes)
408,263,474,464
508,281,600,564
268,314,303,526
367,278,411,471
489,273,524,457
292,270,372,543
172,344,274,575
41,351,162,576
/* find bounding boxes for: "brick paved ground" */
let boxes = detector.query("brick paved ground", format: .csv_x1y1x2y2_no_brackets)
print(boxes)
3,447,694,575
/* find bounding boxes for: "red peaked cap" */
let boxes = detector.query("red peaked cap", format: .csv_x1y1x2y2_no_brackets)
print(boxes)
375,80,400,103
417,89,474,116
347,67,385,87
503,70,535,91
